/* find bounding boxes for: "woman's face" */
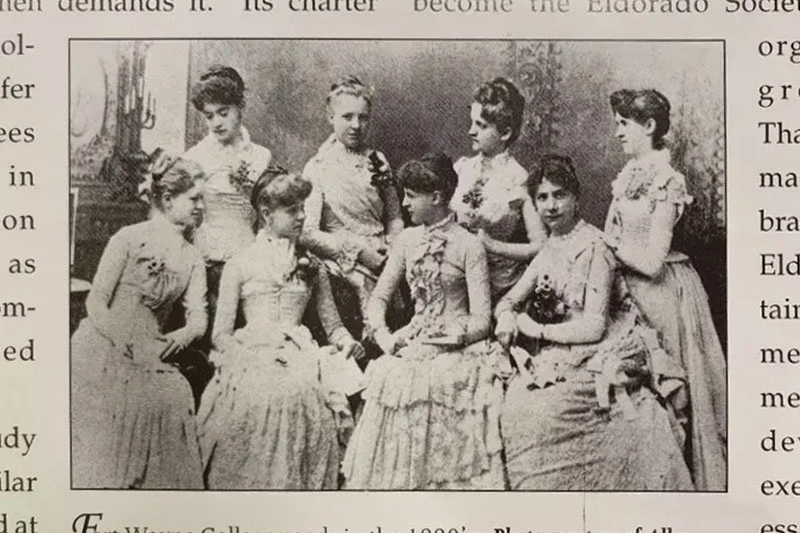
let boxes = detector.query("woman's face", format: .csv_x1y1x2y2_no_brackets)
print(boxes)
534,178,578,237
165,182,205,229
469,103,508,157
266,201,306,241
202,102,243,145
614,112,654,157
402,188,439,226
328,94,370,151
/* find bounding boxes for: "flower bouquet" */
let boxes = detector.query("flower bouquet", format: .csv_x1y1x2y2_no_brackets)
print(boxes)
228,160,256,196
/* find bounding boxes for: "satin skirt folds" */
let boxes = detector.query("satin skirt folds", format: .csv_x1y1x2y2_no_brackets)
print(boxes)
71,320,204,489
501,346,694,491
342,339,505,490
624,257,727,491
197,328,342,490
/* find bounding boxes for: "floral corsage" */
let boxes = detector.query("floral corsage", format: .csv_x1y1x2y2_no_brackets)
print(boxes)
290,246,319,284
229,160,257,196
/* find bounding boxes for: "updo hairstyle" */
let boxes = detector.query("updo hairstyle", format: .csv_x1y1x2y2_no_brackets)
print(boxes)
529,154,581,199
326,75,373,111
191,65,246,110
609,89,672,149
250,167,313,229
397,152,459,205
473,77,526,146
150,158,205,211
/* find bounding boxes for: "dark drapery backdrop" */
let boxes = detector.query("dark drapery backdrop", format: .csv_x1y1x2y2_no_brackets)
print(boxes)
186,40,725,343
70,40,725,343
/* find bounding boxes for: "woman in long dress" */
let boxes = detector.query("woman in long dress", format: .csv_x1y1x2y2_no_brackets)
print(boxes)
71,159,207,489
184,65,272,337
605,89,727,490
451,78,547,303
343,153,504,490
301,76,405,340
198,169,364,490
496,155,692,491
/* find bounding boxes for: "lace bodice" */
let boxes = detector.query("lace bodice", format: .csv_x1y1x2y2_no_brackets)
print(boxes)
367,216,490,342
604,150,693,272
185,128,272,262
451,152,529,240
213,234,347,349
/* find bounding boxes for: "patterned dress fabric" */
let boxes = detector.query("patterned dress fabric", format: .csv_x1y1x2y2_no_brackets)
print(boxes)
302,135,402,326
451,152,544,302
185,127,272,263
343,216,505,490
71,218,207,489
198,234,359,489
497,220,693,491
605,149,727,491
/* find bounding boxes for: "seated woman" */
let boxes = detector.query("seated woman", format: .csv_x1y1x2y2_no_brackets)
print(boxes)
71,158,207,489
495,155,693,491
342,153,504,490
197,168,364,490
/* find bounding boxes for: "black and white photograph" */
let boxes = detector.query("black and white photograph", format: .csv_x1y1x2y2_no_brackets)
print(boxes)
69,39,727,492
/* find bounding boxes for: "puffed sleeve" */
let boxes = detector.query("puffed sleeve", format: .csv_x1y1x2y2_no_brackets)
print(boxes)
615,174,683,278
84,227,130,343
313,261,350,346
462,233,491,344
365,229,408,332
180,251,208,342
211,256,241,354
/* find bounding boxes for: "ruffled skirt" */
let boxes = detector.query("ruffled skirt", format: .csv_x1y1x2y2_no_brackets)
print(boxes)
625,259,727,490
197,331,345,490
71,320,204,489
342,339,505,490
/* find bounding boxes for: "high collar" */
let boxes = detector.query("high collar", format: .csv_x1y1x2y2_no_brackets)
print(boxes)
321,133,367,158
630,148,671,169
479,150,511,169
210,126,252,152
423,212,456,233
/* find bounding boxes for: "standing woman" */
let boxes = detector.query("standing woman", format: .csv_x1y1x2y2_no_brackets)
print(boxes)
605,89,727,490
184,65,272,335
301,76,404,340
198,169,364,490
451,77,547,303
71,159,207,489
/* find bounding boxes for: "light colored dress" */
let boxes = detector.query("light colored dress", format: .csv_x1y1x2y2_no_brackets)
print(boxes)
185,127,272,263
497,220,693,491
197,234,359,490
71,218,206,489
451,151,544,302
301,135,403,324
604,148,727,491
342,216,505,490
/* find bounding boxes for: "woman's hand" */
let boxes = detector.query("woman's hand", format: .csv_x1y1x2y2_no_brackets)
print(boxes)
516,313,544,340
359,245,387,272
338,336,366,361
157,330,191,360
495,311,518,349
374,327,406,357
